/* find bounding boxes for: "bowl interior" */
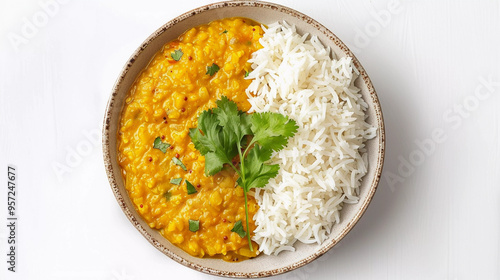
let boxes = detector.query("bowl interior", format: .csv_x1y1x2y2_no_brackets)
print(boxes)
103,1,384,278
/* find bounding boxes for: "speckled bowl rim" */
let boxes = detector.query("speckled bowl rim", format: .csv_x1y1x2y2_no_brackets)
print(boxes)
102,1,385,278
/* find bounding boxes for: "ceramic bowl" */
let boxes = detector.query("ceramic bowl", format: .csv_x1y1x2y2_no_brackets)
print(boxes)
102,1,385,277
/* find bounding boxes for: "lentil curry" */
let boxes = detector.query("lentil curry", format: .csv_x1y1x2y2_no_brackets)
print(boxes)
117,18,263,261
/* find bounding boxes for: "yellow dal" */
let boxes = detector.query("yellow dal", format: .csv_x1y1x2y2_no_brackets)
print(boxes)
117,18,263,261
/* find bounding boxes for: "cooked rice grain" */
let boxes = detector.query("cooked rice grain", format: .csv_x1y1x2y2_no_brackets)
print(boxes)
247,21,375,255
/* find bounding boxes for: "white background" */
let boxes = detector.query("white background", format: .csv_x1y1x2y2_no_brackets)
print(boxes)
0,0,499,279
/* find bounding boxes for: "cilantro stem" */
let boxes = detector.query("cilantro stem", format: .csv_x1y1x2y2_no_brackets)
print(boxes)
189,98,298,253
243,187,253,251
237,141,245,178
237,140,253,251
227,161,241,177
242,138,257,159
227,159,252,251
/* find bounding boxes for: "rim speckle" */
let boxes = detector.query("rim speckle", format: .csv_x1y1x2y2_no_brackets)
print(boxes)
102,1,385,278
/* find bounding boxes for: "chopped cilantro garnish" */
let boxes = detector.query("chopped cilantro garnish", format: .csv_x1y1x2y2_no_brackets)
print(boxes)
244,70,250,78
220,30,228,34
188,96,297,251
206,63,220,76
172,157,187,171
231,220,246,238
171,49,183,61
163,191,172,201
170,178,182,185
186,180,197,195
153,137,170,153
188,219,199,232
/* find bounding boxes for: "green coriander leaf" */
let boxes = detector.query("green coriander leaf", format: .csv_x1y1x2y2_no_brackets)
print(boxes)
189,219,199,232
213,96,252,144
220,30,228,34
239,113,253,140
231,220,247,238
213,96,239,127
170,178,182,185
171,49,183,61
189,110,221,155
237,146,279,192
186,180,197,195
189,122,237,176
163,191,172,201
244,70,250,77
255,145,273,162
189,100,246,176
251,112,298,152
204,151,228,176
245,163,279,191
172,157,187,171
153,137,170,153
206,63,220,76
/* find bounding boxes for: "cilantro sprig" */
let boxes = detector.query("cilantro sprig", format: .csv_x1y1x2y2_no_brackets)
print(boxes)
189,97,297,251
153,137,170,153
170,178,182,185
171,49,183,61
185,180,197,195
231,220,247,238
172,157,187,171
189,219,199,232
206,63,220,76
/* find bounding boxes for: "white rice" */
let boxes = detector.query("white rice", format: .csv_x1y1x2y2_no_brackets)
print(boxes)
246,21,376,255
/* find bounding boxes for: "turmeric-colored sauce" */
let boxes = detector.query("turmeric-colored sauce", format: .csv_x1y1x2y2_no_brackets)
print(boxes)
117,18,263,261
